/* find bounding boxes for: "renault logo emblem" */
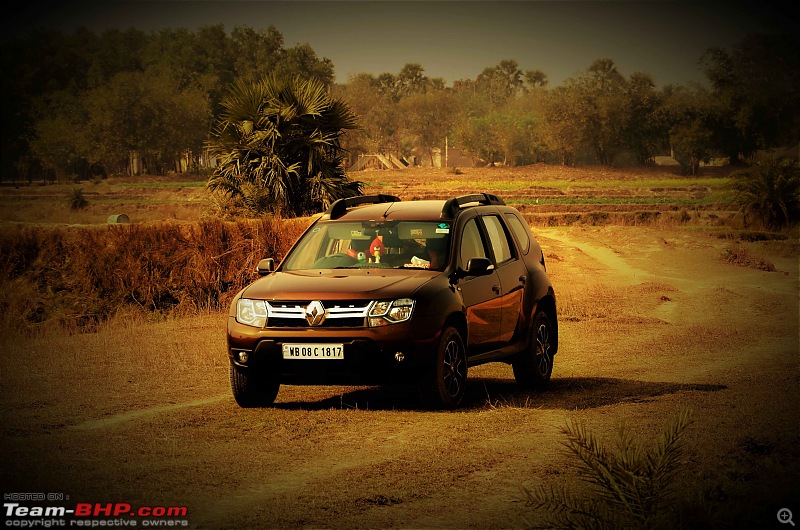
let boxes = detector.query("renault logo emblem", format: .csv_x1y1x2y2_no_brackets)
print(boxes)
305,301,327,326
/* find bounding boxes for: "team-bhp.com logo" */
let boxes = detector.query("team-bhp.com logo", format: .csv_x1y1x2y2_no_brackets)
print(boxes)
5,502,189,527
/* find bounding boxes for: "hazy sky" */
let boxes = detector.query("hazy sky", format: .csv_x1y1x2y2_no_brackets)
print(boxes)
7,1,792,87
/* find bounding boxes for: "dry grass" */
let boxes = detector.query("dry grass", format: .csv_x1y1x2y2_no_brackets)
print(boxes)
0,217,308,332
1,224,797,529
0,167,797,528
721,241,777,271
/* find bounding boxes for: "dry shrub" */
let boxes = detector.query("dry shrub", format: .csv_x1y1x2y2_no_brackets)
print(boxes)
525,409,693,529
721,242,776,271
0,217,309,333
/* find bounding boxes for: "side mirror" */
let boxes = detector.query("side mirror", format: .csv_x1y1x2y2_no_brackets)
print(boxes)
466,257,494,276
455,257,494,279
256,258,275,276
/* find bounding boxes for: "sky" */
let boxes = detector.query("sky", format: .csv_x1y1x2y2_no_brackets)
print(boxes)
7,0,793,87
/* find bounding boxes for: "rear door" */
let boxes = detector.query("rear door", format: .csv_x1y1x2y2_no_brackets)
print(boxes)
481,214,527,345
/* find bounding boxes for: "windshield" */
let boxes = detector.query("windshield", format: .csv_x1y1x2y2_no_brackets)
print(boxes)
282,220,452,271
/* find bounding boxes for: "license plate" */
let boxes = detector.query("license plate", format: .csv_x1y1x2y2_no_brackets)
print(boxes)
282,343,344,360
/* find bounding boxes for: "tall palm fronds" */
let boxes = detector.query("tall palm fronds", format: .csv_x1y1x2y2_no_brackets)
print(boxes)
207,74,361,217
728,157,800,230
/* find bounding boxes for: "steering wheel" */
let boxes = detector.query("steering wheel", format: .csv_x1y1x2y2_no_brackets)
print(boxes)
311,253,358,269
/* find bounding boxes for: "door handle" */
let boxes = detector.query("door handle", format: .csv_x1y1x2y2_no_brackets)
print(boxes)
519,275,526,284
492,285,501,294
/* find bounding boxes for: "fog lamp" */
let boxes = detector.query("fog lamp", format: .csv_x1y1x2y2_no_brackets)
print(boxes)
394,352,405,362
238,351,249,363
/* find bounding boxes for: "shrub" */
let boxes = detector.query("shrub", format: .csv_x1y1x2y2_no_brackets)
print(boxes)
525,409,692,529
0,217,309,332
721,242,776,271
68,187,88,210
728,157,800,230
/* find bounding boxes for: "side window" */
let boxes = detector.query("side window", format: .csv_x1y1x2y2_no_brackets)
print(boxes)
482,215,514,265
505,213,531,254
459,219,487,268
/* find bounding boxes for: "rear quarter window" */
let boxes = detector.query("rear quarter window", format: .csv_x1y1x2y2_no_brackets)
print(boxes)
505,213,531,254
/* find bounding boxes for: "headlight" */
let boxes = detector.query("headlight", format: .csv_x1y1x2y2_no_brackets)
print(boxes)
369,298,414,327
236,299,268,327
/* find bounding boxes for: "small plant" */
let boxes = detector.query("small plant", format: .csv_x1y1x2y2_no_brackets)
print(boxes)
524,409,692,529
68,187,88,210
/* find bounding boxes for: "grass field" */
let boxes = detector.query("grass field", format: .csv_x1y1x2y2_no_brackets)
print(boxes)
1,165,798,528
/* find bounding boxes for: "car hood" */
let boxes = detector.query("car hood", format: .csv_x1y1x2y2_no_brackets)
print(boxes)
242,269,437,301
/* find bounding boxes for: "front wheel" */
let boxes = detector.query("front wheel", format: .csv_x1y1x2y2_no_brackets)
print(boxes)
421,326,468,409
229,362,280,408
512,310,554,389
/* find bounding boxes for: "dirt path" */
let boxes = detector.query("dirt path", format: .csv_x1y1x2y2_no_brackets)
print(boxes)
1,226,798,528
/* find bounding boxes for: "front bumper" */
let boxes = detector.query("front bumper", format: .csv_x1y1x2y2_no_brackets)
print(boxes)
227,317,442,385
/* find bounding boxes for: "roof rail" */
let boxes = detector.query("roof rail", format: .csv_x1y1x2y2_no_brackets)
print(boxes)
327,194,401,220
441,193,505,218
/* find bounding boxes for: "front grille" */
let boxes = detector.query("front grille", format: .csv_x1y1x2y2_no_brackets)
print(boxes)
267,316,366,328
265,300,371,328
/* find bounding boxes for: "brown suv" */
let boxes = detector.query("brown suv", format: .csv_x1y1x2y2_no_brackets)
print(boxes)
227,193,558,408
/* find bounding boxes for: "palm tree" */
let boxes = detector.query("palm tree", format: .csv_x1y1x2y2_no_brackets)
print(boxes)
729,157,800,230
207,74,361,217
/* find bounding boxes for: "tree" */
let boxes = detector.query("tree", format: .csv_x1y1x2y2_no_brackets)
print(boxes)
80,71,211,175
207,75,361,217
662,83,720,175
476,60,524,104
400,88,456,166
396,63,429,97
702,33,800,162
336,73,402,157
28,92,91,182
541,86,583,165
524,69,548,90
229,25,285,82
276,43,335,88
622,72,667,165
581,59,629,165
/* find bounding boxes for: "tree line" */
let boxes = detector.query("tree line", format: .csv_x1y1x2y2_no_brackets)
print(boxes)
1,25,798,184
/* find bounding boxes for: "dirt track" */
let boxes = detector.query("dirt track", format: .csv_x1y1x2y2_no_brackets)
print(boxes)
1,225,798,528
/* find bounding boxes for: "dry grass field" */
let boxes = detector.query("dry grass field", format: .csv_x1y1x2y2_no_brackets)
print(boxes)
1,165,798,528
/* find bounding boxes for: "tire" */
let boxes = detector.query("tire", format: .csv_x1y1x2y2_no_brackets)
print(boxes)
229,361,280,408
512,310,554,389
421,326,468,409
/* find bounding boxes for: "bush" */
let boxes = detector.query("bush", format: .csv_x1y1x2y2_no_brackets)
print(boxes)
0,217,309,332
721,242,776,271
68,187,88,210
729,157,800,230
525,409,692,529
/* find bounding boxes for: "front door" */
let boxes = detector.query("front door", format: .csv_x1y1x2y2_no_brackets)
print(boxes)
458,218,502,354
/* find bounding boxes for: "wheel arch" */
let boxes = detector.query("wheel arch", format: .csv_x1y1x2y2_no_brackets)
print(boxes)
536,292,558,356
443,311,468,345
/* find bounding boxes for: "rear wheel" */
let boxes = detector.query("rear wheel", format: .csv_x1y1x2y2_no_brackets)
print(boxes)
421,326,468,409
513,310,554,388
229,362,280,408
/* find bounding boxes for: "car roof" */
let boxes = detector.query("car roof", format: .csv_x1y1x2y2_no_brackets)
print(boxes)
322,193,508,223
330,200,448,222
